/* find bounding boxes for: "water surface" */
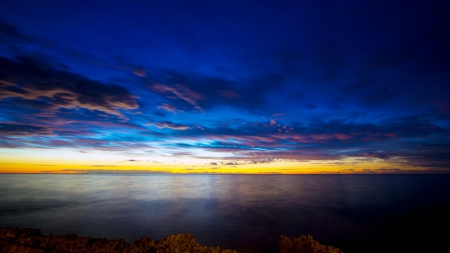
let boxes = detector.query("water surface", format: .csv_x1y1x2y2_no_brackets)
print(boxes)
1,174,449,252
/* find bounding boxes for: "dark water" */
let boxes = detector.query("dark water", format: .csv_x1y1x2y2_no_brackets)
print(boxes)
1,174,449,253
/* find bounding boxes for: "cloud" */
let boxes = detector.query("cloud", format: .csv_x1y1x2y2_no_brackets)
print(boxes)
157,103,177,112
150,83,204,112
0,21,33,43
146,71,286,113
304,103,316,109
219,90,240,99
0,56,139,118
159,115,450,167
155,121,189,130
375,168,402,173
0,123,53,136
362,152,391,159
270,119,276,125
131,67,147,77
41,169,172,174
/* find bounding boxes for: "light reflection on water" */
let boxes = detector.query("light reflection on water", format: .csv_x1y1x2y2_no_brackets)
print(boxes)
1,174,449,253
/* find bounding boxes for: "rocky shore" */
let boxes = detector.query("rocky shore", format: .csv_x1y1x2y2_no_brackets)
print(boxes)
0,227,343,253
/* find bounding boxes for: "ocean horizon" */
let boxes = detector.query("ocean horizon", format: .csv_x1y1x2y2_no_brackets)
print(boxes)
1,174,450,253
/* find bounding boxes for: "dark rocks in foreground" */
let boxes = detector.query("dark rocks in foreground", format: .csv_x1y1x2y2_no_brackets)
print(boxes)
278,235,343,253
0,227,343,253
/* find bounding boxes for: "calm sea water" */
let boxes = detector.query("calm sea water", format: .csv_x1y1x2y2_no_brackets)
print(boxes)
1,174,449,253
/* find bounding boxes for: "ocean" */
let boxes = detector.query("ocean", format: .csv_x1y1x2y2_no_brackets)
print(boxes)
1,174,449,253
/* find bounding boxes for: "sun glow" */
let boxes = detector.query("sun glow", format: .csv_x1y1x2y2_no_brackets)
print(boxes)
0,148,421,174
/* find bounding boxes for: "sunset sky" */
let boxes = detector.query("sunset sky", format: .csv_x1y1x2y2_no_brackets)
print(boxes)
1,0,449,173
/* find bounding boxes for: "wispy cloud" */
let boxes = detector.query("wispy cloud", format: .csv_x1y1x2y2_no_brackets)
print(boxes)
131,67,147,77
219,90,240,99
157,103,178,112
155,121,189,130
150,83,204,112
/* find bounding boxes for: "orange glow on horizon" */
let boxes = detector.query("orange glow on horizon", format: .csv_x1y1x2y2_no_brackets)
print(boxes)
0,148,437,174
0,159,432,174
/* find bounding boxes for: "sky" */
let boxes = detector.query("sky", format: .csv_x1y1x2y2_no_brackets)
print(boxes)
0,0,449,174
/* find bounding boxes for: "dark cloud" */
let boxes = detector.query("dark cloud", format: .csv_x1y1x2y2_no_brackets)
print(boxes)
9,99,54,110
304,103,316,109
361,152,391,159
288,91,304,101
219,90,240,99
0,123,52,136
0,56,138,117
365,42,421,72
153,111,166,117
0,21,33,43
341,79,376,95
362,86,395,106
401,151,450,168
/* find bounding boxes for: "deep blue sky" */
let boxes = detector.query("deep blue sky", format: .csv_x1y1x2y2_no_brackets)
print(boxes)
0,0,449,173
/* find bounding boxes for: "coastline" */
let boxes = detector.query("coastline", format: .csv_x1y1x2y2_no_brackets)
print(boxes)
0,227,343,253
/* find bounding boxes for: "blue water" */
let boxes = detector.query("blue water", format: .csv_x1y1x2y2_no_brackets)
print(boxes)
1,174,449,253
